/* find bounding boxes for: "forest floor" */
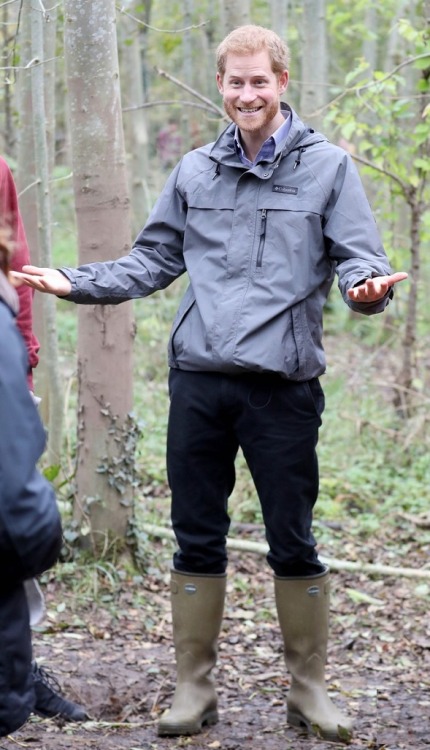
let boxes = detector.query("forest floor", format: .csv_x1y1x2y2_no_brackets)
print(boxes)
4,325,430,750
2,520,429,750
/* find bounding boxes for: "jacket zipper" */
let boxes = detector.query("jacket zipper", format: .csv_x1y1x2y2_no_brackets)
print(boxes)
256,208,267,268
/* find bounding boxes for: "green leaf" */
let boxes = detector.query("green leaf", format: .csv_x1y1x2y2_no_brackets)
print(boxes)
43,464,61,481
412,157,430,171
341,122,356,140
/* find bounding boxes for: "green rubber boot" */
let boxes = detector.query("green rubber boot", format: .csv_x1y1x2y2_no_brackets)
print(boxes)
158,570,226,736
275,569,353,743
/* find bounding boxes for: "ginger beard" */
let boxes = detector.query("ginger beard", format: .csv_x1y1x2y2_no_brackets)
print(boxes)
222,96,281,133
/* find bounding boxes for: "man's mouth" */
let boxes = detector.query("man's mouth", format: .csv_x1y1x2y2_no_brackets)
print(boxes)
238,107,261,113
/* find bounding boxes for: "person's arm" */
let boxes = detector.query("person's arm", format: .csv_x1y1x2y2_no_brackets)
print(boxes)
323,151,408,313
11,163,188,303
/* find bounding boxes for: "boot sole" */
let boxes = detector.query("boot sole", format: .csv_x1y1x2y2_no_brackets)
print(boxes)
158,709,219,736
288,710,353,744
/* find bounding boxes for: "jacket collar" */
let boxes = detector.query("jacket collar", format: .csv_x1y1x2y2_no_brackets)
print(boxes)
209,103,327,169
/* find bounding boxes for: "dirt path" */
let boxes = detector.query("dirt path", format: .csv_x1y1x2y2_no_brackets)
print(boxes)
2,537,429,750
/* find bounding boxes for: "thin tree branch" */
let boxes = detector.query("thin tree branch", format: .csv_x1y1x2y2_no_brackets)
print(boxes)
350,153,410,194
116,4,208,34
122,98,225,119
355,52,430,94
154,67,225,118
0,55,59,70
0,0,21,8
17,170,73,199
141,523,430,581
312,52,430,120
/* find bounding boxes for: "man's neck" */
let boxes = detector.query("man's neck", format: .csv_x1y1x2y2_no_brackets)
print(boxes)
239,132,266,163
237,110,289,163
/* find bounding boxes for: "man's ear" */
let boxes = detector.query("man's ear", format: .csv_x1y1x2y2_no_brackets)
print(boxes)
278,70,289,94
216,72,224,94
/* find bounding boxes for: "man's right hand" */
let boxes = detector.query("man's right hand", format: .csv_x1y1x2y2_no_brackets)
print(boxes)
10,265,72,296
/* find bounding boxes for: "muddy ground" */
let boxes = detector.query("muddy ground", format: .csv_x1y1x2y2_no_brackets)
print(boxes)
1,519,429,750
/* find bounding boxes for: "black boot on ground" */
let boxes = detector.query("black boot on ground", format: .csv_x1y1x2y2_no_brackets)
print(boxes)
32,661,88,721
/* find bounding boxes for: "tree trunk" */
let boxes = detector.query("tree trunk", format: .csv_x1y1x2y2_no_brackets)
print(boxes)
270,0,288,44
202,0,218,109
119,3,151,234
300,0,328,130
30,0,63,463
221,0,250,36
2,0,14,154
17,1,58,419
395,192,426,417
362,5,378,72
63,0,136,551
181,0,193,153
16,6,40,287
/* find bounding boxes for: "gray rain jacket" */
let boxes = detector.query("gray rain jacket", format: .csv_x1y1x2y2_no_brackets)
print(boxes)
62,104,393,381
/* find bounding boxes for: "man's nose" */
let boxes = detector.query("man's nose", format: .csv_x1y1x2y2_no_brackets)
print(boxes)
240,84,256,103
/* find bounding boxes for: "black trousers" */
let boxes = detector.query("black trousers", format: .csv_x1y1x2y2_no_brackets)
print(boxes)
167,369,327,578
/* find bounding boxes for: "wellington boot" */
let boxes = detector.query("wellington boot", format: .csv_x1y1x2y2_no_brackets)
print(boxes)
158,570,226,736
275,569,353,743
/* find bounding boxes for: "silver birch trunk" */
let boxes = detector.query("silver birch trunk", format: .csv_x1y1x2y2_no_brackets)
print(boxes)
63,0,136,549
300,0,328,131
362,5,378,72
270,0,288,44
30,0,63,464
220,0,250,36
17,2,57,419
119,8,151,234
182,0,193,153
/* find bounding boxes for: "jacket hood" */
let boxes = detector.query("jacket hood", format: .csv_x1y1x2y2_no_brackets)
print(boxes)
209,103,327,167
0,270,19,316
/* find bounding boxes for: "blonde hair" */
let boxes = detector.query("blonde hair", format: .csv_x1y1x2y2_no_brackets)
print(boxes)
216,25,290,78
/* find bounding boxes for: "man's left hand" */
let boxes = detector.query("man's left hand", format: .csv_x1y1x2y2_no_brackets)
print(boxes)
347,272,408,303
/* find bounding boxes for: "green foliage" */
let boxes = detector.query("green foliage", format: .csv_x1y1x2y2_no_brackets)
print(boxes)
323,14,430,425
96,411,144,501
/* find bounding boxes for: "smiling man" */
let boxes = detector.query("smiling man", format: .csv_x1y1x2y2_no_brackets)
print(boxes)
13,24,407,745
216,48,289,158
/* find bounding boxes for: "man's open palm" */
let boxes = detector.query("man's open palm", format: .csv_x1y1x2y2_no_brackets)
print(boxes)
347,272,408,302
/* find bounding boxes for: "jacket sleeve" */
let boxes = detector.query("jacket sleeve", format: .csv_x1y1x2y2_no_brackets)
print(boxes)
322,152,393,315
0,157,40,384
0,304,62,584
60,163,187,305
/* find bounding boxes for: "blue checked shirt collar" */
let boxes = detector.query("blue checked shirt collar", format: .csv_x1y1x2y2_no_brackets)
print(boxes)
234,112,291,167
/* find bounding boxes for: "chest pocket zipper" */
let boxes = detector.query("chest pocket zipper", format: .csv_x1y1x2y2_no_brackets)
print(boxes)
256,208,267,268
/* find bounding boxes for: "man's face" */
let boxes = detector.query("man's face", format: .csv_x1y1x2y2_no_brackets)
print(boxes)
216,49,288,137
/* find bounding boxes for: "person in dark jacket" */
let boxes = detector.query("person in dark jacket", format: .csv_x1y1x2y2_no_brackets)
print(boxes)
0,233,64,735
12,25,408,744
1,157,87,724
